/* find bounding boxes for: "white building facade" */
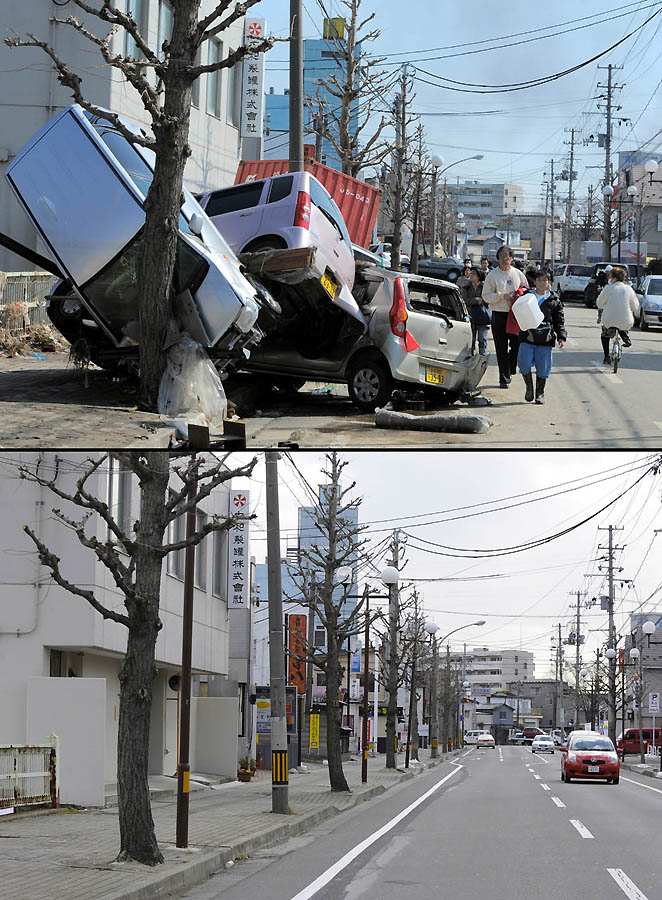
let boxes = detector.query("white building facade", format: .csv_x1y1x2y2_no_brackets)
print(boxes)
0,1,249,271
451,647,535,697
0,452,239,806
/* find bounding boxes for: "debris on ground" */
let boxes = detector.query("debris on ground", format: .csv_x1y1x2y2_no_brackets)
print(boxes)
0,322,67,357
158,333,228,439
375,405,492,434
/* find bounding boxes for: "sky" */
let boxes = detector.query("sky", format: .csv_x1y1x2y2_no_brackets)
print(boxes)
254,0,662,214
233,450,662,682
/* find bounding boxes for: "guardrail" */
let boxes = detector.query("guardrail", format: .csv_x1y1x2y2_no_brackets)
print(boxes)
0,736,58,813
0,271,58,333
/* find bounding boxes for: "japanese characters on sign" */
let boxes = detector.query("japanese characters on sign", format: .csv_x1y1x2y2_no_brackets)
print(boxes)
241,18,266,139
227,490,250,609
288,614,307,694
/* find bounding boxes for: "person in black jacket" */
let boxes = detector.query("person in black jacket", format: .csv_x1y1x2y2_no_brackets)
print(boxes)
516,270,566,404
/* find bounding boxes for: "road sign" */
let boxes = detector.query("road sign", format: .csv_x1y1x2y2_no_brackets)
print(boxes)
649,692,660,714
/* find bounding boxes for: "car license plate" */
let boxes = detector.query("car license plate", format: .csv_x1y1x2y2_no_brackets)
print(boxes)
588,765,600,773
321,271,338,298
425,365,446,385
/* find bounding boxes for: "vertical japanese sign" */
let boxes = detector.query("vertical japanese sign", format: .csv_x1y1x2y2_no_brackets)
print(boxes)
228,490,250,609
288,614,307,694
309,713,320,750
241,17,266,139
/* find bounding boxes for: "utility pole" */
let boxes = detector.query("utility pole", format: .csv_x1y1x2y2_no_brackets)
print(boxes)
429,633,439,758
596,63,623,260
564,128,578,260
385,530,400,769
289,0,304,173
175,467,196,849
598,524,624,747
557,623,564,735
586,185,595,241
550,159,556,264
445,645,452,751
361,585,370,783
405,589,419,768
541,180,549,264
265,453,289,814
390,66,408,272
570,590,585,728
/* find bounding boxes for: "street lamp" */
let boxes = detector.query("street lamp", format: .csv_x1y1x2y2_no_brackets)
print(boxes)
644,158,659,184
602,184,614,262
438,619,486,751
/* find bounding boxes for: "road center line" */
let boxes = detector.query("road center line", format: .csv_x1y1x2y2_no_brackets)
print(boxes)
462,749,473,757
533,754,550,764
541,784,550,791
532,773,541,780
654,422,662,432
607,868,650,900
621,775,662,795
551,796,566,808
569,819,594,839
288,765,464,900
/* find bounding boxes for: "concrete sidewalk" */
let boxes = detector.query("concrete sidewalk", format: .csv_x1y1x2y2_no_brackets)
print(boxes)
1,750,460,900
621,753,662,780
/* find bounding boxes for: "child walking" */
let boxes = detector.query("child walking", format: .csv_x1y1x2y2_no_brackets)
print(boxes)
517,270,566,405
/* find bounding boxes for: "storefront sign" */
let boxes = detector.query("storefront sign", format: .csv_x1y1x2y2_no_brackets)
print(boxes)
309,713,320,749
288,614,307,694
241,18,266,139
227,490,250,608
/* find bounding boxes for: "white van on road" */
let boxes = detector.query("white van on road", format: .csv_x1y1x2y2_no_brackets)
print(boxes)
464,729,492,745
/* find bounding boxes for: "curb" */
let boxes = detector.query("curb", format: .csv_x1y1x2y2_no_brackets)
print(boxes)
98,753,459,900
622,761,662,780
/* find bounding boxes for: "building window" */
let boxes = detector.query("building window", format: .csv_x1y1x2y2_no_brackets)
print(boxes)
121,0,147,58
314,627,326,647
50,649,63,677
195,510,207,590
108,456,132,538
166,492,185,579
157,0,173,58
212,529,227,598
238,683,246,736
206,39,222,117
227,53,241,127
191,45,202,107
316,673,327,686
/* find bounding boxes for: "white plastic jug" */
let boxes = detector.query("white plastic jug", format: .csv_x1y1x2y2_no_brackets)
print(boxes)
512,293,544,330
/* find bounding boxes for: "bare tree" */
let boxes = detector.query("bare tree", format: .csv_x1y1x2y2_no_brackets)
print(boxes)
310,0,390,177
5,2,275,411
286,452,370,792
20,451,257,866
383,67,416,270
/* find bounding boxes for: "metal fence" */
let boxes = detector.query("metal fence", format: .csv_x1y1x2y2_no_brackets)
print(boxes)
0,736,58,812
0,271,58,333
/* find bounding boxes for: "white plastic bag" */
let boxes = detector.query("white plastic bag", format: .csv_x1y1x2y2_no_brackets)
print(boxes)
158,334,227,438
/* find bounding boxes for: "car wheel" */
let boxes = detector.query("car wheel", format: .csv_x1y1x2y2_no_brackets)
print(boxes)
47,293,83,338
243,237,288,253
446,269,460,282
640,317,649,331
532,749,536,753
347,357,393,411
612,776,619,784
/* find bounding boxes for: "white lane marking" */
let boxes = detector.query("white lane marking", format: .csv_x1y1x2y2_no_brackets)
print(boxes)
534,753,550,764
655,422,662,433
569,819,594,839
551,796,566,808
288,765,463,900
532,773,541,780
621,775,662,795
607,868,650,900
462,749,474,757
541,784,551,791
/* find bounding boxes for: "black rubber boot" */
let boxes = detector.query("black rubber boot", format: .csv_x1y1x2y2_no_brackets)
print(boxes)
522,373,534,402
535,377,547,404
601,334,610,363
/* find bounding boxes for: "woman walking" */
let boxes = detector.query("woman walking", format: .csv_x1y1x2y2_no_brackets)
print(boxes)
462,267,490,357
483,245,529,387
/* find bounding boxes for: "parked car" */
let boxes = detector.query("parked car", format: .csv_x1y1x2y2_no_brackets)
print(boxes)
551,264,591,301
511,732,525,745
3,104,265,373
551,729,566,746
616,727,662,755
416,255,465,283
584,262,646,307
476,733,496,750
560,731,620,783
522,727,546,745
369,242,410,270
464,729,492,745
353,243,385,268
196,171,358,321
239,266,487,411
635,275,662,330
531,734,555,754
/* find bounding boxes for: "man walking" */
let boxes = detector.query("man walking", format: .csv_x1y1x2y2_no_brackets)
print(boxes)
483,245,529,388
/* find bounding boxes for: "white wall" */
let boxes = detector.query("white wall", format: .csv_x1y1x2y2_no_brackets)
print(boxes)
192,697,239,777
26,677,106,807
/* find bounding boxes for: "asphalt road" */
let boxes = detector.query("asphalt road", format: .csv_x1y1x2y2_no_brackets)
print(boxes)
2,303,661,448
180,747,662,900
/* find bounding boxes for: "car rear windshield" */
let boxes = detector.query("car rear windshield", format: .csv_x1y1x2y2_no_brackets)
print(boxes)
407,281,464,320
571,738,613,751
647,280,662,294
568,265,591,275
204,182,265,217
308,179,352,248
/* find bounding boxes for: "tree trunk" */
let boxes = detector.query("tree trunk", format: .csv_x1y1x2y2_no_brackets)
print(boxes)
138,1,200,411
325,631,350,792
116,451,169,864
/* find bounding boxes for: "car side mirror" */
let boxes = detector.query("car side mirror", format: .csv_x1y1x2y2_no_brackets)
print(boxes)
559,745,568,753
189,212,204,236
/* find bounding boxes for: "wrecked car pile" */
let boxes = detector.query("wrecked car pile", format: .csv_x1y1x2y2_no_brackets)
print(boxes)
2,104,487,429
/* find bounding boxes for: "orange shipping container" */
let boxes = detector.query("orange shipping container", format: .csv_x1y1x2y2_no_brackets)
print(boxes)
235,159,381,249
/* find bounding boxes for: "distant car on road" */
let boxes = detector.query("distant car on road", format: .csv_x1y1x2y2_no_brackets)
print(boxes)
465,729,492,745
552,263,591,301
635,275,662,330
522,727,546,745
584,262,645,307
416,255,465,283
560,731,620,783
369,242,410,270
511,732,525,745
531,735,555,754
476,733,496,750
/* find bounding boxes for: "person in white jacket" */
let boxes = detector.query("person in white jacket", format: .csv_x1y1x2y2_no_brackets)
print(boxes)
597,267,640,364
483,245,529,387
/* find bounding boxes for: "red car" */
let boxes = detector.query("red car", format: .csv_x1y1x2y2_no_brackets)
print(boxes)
560,731,620,784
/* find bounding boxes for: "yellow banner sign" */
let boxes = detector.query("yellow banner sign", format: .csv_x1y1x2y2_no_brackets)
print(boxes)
309,713,320,750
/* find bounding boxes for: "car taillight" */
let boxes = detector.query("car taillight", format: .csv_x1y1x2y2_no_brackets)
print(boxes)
389,278,419,351
294,191,311,229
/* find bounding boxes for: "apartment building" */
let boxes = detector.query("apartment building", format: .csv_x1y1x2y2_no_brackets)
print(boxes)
451,647,535,696
449,182,524,230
